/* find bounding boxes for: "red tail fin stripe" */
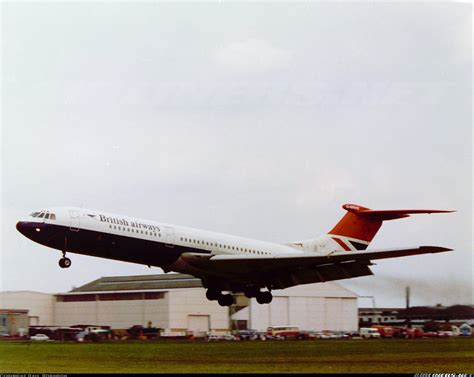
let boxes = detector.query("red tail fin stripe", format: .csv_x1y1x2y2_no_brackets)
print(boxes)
331,237,351,251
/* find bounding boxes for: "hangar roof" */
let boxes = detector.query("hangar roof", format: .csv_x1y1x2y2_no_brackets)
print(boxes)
69,273,202,293
65,273,357,298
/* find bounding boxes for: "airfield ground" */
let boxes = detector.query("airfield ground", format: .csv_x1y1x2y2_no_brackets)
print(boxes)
1,338,473,373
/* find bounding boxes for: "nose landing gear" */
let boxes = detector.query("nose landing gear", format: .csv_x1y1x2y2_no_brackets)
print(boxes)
59,251,71,269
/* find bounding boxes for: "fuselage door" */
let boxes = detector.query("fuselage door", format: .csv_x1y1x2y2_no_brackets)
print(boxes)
69,210,80,232
164,226,175,247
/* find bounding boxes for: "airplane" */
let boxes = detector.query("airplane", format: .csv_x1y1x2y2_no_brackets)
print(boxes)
16,203,454,306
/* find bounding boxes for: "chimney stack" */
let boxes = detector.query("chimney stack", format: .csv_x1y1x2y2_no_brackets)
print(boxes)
406,286,410,309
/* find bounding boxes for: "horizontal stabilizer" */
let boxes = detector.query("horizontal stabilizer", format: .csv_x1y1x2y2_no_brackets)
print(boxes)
342,204,455,221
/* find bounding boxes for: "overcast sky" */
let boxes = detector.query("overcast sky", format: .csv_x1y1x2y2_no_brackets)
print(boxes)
1,2,472,308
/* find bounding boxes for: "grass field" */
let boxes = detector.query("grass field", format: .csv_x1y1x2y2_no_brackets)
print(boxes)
1,338,473,373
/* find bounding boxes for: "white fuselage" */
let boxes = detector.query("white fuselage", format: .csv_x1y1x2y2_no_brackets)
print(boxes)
17,207,326,273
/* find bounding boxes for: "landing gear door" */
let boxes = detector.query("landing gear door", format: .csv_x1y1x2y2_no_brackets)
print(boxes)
69,210,80,232
164,226,175,248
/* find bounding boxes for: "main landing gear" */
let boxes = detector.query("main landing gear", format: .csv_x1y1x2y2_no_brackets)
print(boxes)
206,287,273,306
255,291,273,304
243,286,273,304
206,289,234,307
58,251,71,269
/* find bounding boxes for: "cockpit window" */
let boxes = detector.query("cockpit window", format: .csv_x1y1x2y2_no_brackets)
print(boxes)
29,210,56,220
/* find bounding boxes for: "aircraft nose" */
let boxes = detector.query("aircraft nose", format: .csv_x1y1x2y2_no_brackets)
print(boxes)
16,221,26,234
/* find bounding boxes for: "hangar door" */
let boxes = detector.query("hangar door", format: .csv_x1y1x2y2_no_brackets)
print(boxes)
188,315,209,335
270,297,289,326
324,298,342,330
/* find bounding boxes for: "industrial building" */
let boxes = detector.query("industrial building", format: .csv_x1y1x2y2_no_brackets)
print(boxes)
54,274,229,335
233,283,358,332
0,291,55,326
0,273,359,336
0,309,29,336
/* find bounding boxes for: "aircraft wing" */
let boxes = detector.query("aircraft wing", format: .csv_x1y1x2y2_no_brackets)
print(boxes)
181,246,451,290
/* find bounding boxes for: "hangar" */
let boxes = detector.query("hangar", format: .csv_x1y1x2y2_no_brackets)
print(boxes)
232,283,358,332
54,274,228,336
0,273,358,335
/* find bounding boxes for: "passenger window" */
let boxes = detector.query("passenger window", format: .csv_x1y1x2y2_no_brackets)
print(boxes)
50,214,56,220
30,212,40,217
44,213,50,219
38,213,45,218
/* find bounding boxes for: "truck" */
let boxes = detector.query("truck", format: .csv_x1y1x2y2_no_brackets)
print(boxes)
371,325,394,338
359,327,381,339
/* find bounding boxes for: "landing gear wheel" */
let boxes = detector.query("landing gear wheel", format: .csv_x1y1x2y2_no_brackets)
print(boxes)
59,257,71,269
256,291,273,304
218,294,234,307
206,289,221,301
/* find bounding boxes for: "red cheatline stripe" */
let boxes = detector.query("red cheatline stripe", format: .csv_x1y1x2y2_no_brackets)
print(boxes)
331,237,351,251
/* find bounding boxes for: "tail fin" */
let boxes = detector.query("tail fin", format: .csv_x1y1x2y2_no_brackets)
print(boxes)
328,204,454,250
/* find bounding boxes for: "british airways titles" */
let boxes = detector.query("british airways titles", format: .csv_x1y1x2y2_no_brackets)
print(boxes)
98,214,161,233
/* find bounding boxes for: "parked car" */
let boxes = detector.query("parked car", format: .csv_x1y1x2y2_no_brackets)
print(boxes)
393,327,424,339
347,331,361,339
260,332,284,340
206,333,236,341
331,331,350,339
30,334,50,341
309,331,332,339
437,331,454,337
233,330,259,341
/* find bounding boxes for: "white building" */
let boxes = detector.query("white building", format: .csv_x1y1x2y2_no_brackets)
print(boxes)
0,291,55,326
232,282,359,332
53,274,229,335
1,274,359,335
